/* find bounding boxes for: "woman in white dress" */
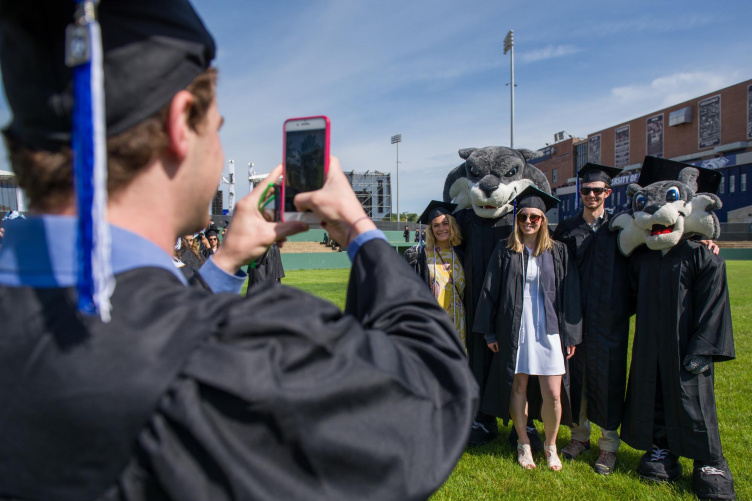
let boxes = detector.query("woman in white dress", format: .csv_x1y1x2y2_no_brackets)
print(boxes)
473,187,581,471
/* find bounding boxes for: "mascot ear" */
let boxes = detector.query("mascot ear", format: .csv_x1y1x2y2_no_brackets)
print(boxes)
518,149,543,161
626,183,641,198
609,212,644,257
458,148,477,160
678,167,700,193
685,193,722,240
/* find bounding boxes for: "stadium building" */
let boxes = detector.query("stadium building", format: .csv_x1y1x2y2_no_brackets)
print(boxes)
531,78,752,227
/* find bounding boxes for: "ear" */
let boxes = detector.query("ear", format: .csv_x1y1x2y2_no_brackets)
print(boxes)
678,167,700,193
165,90,196,159
518,148,542,161
626,183,641,198
521,164,551,193
458,148,477,160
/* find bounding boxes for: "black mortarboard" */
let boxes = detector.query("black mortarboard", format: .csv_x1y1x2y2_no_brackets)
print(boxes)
512,185,559,213
418,200,458,225
205,228,219,238
637,156,721,194
578,163,622,185
0,0,216,151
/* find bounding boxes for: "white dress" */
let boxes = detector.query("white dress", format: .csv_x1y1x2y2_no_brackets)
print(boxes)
514,246,566,376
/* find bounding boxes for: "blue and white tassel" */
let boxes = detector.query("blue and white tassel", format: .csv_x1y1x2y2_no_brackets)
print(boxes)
69,0,114,321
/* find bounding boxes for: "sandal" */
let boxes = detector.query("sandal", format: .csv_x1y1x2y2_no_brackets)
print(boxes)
517,443,536,469
544,445,562,471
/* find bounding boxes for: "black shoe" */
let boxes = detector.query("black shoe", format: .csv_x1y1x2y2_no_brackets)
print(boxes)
637,445,682,482
467,420,497,446
692,458,736,500
526,426,544,453
507,425,543,453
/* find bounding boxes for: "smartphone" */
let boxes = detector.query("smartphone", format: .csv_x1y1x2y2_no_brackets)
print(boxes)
282,116,330,222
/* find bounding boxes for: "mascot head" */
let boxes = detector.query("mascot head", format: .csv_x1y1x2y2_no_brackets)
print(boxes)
443,146,551,219
609,156,722,256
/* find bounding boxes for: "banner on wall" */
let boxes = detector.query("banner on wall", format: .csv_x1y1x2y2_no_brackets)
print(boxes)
614,125,630,168
747,84,752,140
698,95,721,149
588,134,601,164
646,114,664,158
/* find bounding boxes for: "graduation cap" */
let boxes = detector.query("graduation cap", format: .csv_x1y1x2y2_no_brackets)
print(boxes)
418,200,458,225
637,156,721,194
511,185,559,220
205,228,219,238
0,0,215,321
578,163,622,185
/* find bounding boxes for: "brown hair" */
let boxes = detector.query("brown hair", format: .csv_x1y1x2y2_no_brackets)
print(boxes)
507,211,553,257
3,67,218,212
425,213,462,249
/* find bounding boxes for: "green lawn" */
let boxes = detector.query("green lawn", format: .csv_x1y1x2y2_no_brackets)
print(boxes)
271,262,752,500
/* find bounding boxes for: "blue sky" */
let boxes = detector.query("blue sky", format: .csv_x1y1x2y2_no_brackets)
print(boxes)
1,0,751,214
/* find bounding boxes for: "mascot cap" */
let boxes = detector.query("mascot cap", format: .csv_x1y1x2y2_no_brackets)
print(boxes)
638,156,721,194
513,185,559,213
418,200,458,225
0,0,216,151
578,163,622,185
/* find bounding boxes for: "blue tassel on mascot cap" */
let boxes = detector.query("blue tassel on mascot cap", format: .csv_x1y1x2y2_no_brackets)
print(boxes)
68,0,114,321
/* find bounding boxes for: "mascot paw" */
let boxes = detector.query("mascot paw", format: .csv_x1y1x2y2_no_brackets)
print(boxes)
683,354,711,375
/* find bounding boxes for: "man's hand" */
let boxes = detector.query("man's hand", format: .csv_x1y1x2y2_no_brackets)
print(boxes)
212,164,307,275
699,239,720,256
566,346,576,359
487,342,499,353
295,156,376,247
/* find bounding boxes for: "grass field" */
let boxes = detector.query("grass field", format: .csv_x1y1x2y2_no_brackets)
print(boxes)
272,262,752,500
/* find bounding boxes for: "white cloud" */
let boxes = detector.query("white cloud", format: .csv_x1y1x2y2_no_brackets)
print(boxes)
519,45,581,64
611,71,743,109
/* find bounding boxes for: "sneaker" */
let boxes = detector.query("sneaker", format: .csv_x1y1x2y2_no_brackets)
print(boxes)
561,439,590,460
692,458,736,500
594,450,617,475
467,420,497,446
508,425,544,453
637,445,682,482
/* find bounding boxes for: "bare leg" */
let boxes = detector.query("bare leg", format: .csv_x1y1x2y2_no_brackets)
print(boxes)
539,375,562,445
510,373,530,445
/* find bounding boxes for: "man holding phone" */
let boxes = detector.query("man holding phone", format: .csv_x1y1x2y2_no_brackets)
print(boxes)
0,1,477,500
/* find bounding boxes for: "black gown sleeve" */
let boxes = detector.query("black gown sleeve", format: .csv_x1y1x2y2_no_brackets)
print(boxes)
125,239,478,501
685,247,735,362
558,243,582,347
472,243,504,338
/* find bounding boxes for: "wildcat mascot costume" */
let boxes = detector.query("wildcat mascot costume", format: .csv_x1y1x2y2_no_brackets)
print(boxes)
610,157,735,500
442,146,556,446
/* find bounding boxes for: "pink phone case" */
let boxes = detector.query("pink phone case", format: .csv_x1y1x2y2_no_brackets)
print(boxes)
281,115,330,222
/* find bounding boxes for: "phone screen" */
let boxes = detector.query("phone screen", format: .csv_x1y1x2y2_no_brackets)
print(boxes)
284,118,328,214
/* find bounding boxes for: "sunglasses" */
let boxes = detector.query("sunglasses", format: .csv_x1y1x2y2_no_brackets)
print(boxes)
516,213,542,223
579,187,608,196
208,237,218,241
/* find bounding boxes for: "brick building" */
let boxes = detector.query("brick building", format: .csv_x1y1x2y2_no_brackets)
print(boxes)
532,78,752,224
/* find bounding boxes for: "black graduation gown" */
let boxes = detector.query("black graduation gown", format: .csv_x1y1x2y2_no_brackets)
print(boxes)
552,212,632,430
453,208,513,398
621,240,735,461
472,240,582,425
0,239,478,501
247,242,285,289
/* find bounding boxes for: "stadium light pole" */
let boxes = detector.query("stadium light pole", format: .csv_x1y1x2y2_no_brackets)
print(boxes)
503,30,515,149
391,134,402,222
